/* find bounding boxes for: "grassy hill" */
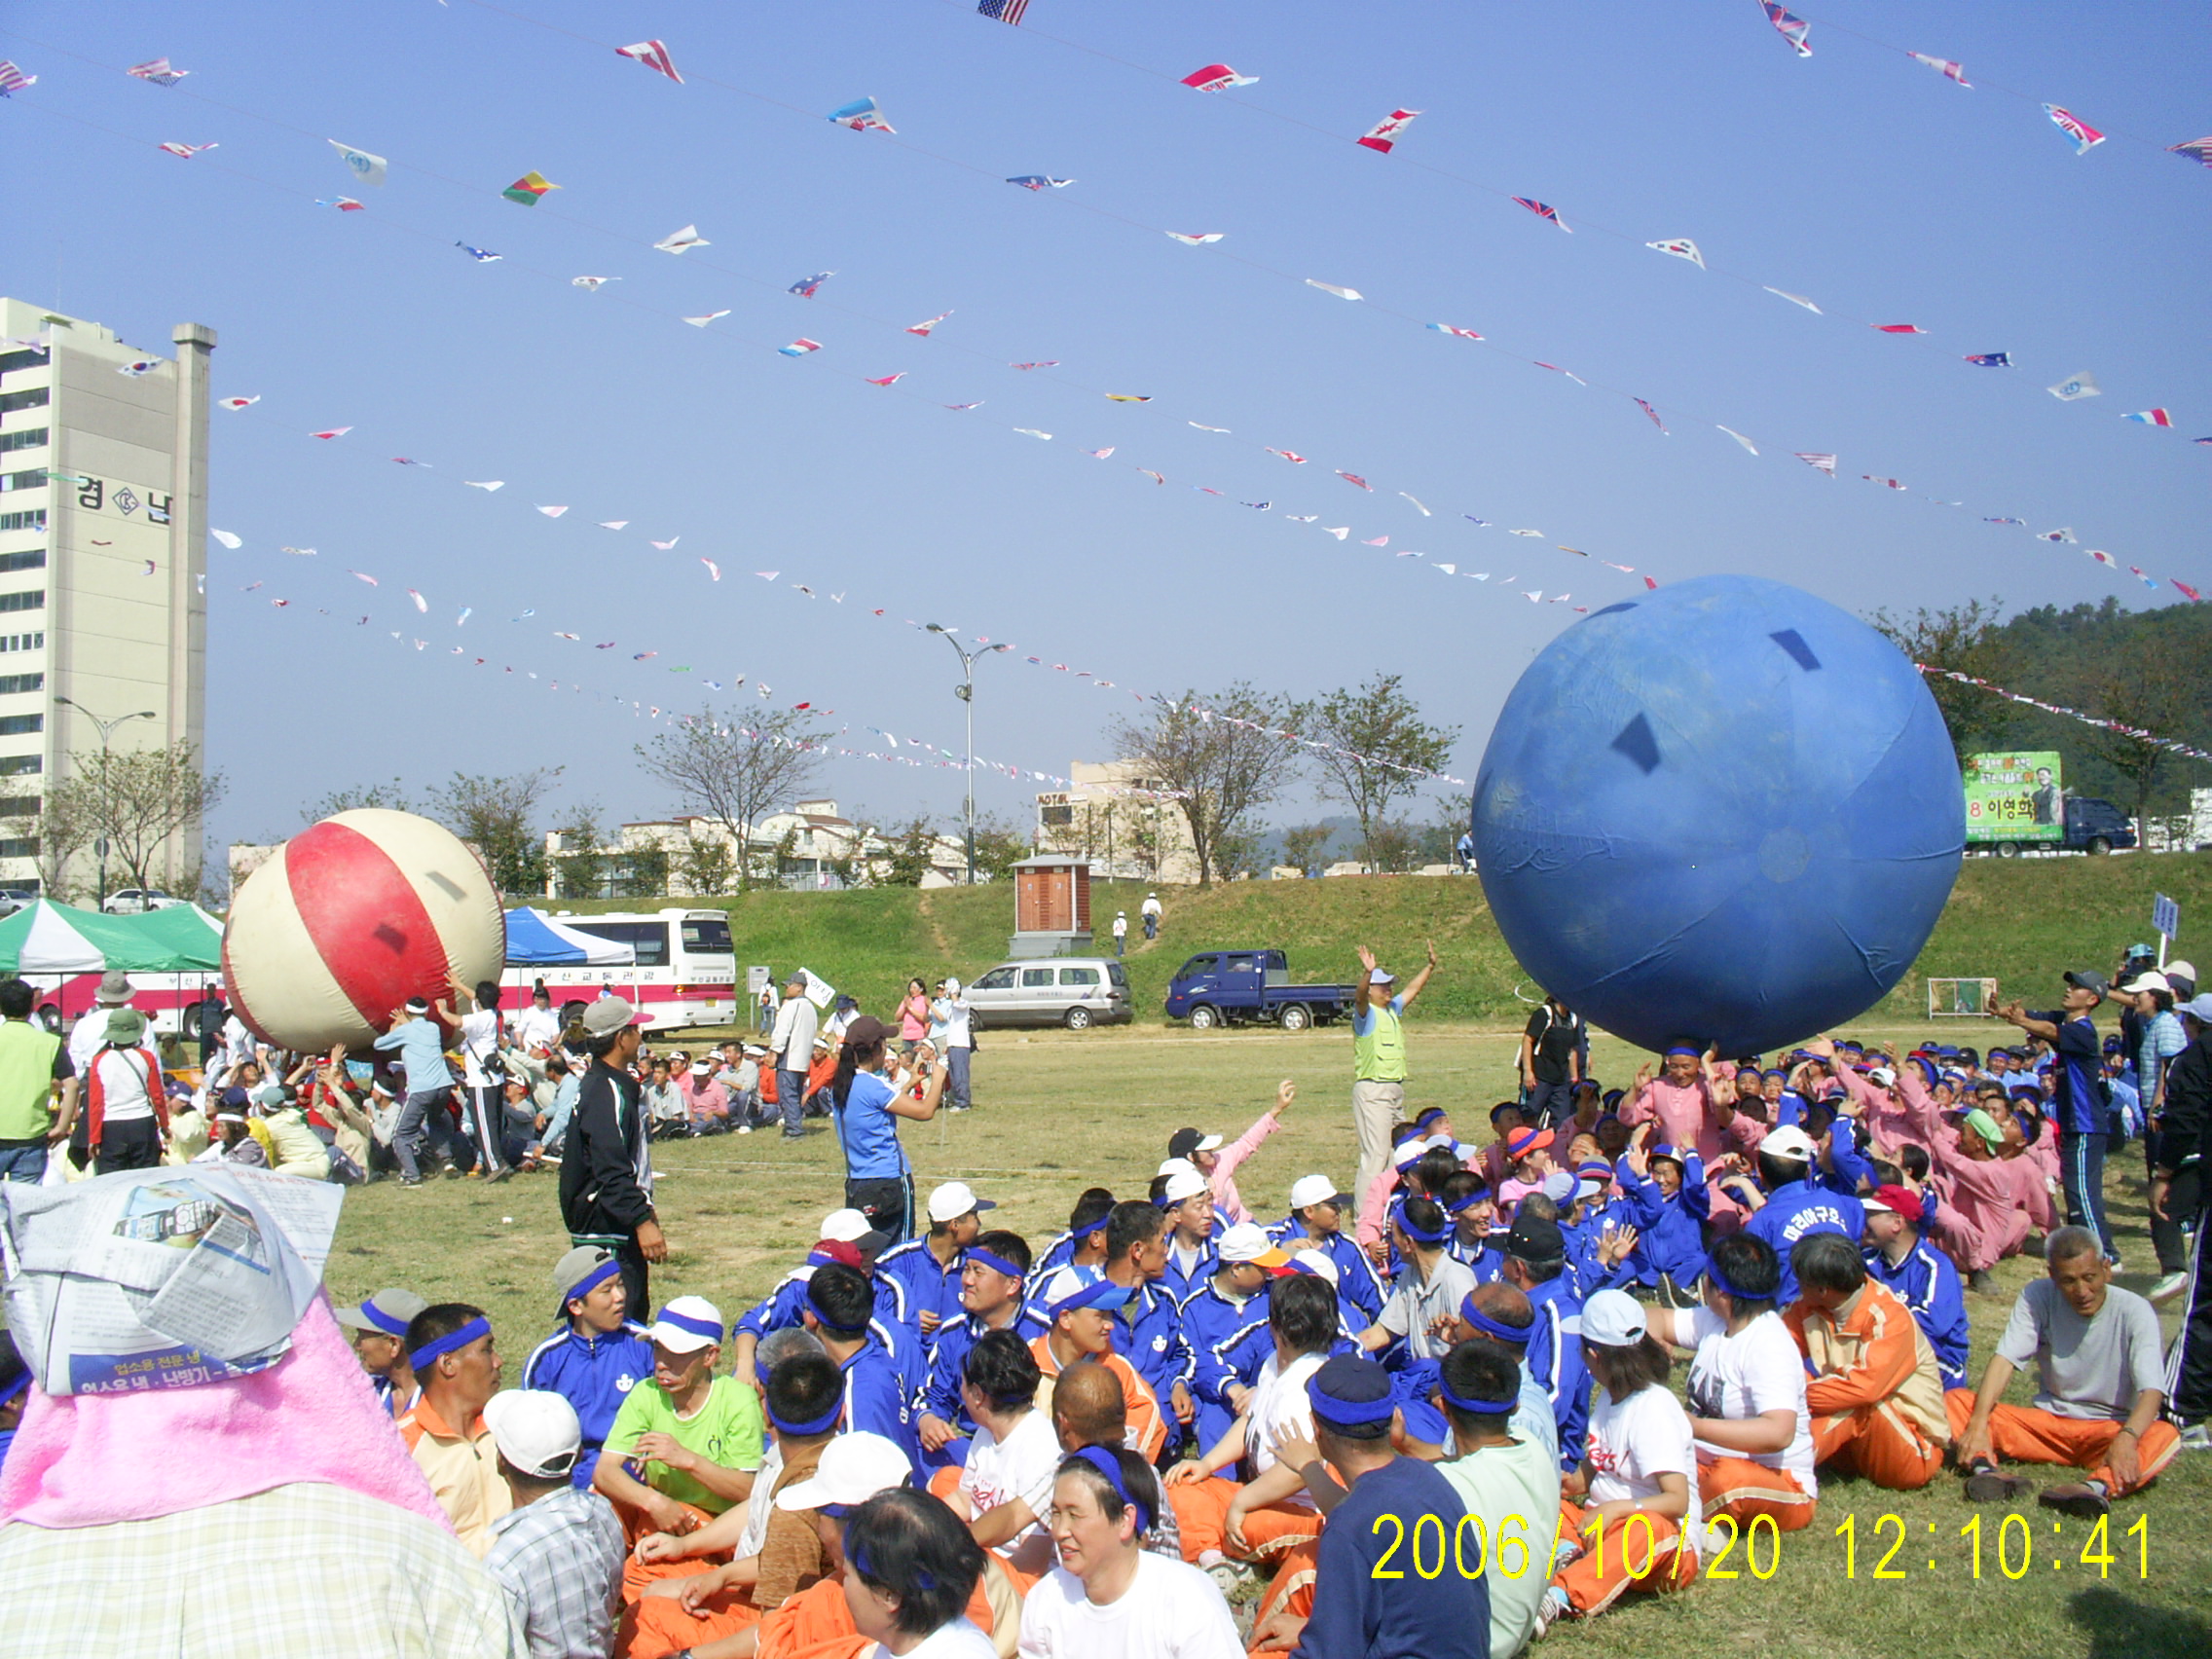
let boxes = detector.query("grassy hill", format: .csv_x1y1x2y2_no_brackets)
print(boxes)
555,849,2212,1030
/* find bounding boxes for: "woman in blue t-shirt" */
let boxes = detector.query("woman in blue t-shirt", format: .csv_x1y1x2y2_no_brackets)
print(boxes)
830,1014,946,1241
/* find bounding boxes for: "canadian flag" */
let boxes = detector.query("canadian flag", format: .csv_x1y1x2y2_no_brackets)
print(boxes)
1356,109,1421,153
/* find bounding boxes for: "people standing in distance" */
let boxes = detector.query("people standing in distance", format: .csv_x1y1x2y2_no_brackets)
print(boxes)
772,975,821,1141
1520,992,1585,1130
1994,969,2116,1264
830,1015,948,1243
375,995,458,1189
1348,940,1439,1224
1141,892,1162,940
934,978,976,1113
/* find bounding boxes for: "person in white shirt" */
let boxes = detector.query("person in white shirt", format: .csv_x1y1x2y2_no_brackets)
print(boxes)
933,980,974,1113
1433,1338,1564,1659
1643,1232,1817,1534
841,1487,998,1659
1535,1289,1699,1636
438,977,511,1181
1017,1445,1242,1659
65,972,136,1170
87,1007,165,1174
1140,894,1161,941
1110,914,1127,959
771,977,821,1140
510,985,561,1055
1163,1272,1335,1566
944,1331,1059,1583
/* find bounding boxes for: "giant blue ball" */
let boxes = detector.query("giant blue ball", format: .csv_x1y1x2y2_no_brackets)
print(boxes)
1472,574,1963,1055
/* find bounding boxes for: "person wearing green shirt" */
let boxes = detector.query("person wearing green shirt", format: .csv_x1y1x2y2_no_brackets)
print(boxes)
1350,942,1437,1217
596,1296,764,1535
0,978,76,1184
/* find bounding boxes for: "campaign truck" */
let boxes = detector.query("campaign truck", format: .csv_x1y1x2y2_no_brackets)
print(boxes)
1964,752,2137,857
1163,949,1358,1031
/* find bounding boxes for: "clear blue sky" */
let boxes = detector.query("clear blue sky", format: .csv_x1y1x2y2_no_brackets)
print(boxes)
3,1,2204,854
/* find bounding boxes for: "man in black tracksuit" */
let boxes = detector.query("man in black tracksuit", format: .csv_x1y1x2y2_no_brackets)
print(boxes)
2157,993,2212,1431
557,997,667,1320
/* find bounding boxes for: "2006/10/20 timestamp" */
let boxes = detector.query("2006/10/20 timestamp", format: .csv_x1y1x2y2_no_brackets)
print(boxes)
1837,1512,2153,1581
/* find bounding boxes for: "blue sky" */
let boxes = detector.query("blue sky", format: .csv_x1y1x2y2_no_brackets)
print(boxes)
3,1,2204,854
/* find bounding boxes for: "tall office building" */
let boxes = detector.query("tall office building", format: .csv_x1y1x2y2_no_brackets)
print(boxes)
0,297,213,898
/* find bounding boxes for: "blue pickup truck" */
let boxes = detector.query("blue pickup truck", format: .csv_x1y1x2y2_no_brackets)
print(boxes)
1163,949,1360,1031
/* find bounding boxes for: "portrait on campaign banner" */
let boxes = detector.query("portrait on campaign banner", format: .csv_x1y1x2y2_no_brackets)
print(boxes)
1963,752,2065,844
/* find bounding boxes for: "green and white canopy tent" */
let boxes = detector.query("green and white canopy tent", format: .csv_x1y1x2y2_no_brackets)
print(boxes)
0,901,225,975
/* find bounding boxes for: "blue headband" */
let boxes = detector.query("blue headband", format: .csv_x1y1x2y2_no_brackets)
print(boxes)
566,1258,622,1307
657,1308,722,1345
1307,1381,1395,1431
1664,1045,1701,1057
1457,1295,1530,1344
852,1541,936,1594
1392,1198,1454,1244
1071,1213,1111,1240
1070,1445,1153,1531
1704,1254,1767,1304
1443,1188,1487,1215
967,1246,1024,1282
0,1369,29,1410
767,1398,844,1437
1438,1374,1519,1414
408,1315,491,1373
358,1296,413,1338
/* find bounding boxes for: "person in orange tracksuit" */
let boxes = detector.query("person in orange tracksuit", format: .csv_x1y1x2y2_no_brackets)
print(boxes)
1948,1227,2180,1521
1782,1233,1947,1490
1026,1267,1167,1463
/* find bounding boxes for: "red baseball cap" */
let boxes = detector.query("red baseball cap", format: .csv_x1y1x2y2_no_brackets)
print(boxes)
1862,1184,1924,1225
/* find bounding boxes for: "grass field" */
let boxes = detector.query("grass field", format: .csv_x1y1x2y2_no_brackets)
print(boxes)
553,849,2212,1031
330,1015,2211,1659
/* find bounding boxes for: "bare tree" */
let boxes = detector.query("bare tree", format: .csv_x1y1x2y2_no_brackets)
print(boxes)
428,769,563,896
1309,675,1460,869
635,708,827,891
1108,687,1307,887
45,739,228,899
1,786,95,902
303,777,414,823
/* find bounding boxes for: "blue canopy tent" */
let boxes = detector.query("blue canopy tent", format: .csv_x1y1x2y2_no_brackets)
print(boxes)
502,907,637,967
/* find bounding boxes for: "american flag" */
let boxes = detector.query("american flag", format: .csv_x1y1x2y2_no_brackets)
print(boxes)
977,0,1029,23
0,60,37,96
128,57,188,87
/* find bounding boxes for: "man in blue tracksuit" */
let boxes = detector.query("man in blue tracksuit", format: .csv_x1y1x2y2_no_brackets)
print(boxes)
873,1180,995,1342
1615,1142,1708,1303
1266,1174,1388,1323
1860,1184,1970,1389
1728,1123,1867,1305
519,1245,654,1489
1177,1223,1284,1451
1498,1211,1589,1470
730,1235,916,1394
1997,969,2115,1262
803,1262,919,1470
915,1231,1047,1469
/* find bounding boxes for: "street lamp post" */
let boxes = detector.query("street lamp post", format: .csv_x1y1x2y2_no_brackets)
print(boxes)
54,697,157,906
924,626,1010,885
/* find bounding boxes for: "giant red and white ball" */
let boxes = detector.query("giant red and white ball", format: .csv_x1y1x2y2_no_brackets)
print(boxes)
222,809,507,1054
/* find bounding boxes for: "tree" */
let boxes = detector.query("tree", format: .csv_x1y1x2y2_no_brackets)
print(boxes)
303,777,414,823
1413,793,1471,866
549,804,607,901
971,814,1031,884
679,835,735,897
3,787,95,902
635,708,827,891
617,843,670,900
1866,597,2012,762
428,768,561,897
1279,824,1334,875
46,739,228,900
1309,675,1460,870
1108,687,1308,887
1364,818,1421,873
2077,654,2202,819
876,816,940,887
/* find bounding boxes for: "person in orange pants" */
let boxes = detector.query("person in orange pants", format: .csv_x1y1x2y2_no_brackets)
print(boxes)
1782,1234,1947,1491
1532,1290,1701,1637
1245,1537,1320,1653
1949,1227,2182,1519
1163,1272,1336,1567
1644,1235,1820,1532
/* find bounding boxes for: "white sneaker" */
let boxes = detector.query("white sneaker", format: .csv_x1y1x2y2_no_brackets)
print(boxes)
736,1124,754,1135
2179,1422,2211,1452
2149,1271,2190,1307
1532,1586,1571,1640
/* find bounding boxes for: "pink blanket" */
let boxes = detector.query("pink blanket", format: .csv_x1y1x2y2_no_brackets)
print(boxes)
0,1295,450,1531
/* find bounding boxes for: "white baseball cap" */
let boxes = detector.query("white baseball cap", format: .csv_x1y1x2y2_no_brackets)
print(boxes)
1580,1288,1647,1347
774,1431,915,1513
1160,1169,1208,1205
1289,1174,1350,1211
1157,1158,1200,1180
1217,1223,1289,1268
646,1295,724,1354
928,1181,996,1225
1866,1066,1898,1088
1759,1125,1819,1162
821,1208,873,1242
1368,968,1395,984
483,1388,583,1480
1284,1250,1340,1286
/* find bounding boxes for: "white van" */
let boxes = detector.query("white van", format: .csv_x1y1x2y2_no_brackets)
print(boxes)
964,958,1133,1030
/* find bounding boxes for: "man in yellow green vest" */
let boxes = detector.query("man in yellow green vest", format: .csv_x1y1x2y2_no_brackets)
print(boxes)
0,977,76,1185
1350,941,1438,1218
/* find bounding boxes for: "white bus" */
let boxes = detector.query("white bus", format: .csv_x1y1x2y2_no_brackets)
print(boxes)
501,907,739,1032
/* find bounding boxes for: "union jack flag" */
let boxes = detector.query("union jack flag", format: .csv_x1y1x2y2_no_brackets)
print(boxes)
1512,198,1568,232
1762,3,1812,56
1963,352,2011,368
977,0,1028,22
0,60,35,96
1634,398,1668,434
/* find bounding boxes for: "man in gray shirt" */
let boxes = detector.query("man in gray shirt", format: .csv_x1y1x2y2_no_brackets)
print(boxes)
373,997,457,1187
769,977,818,1140
1951,1226,2180,1519
481,1389,623,1659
